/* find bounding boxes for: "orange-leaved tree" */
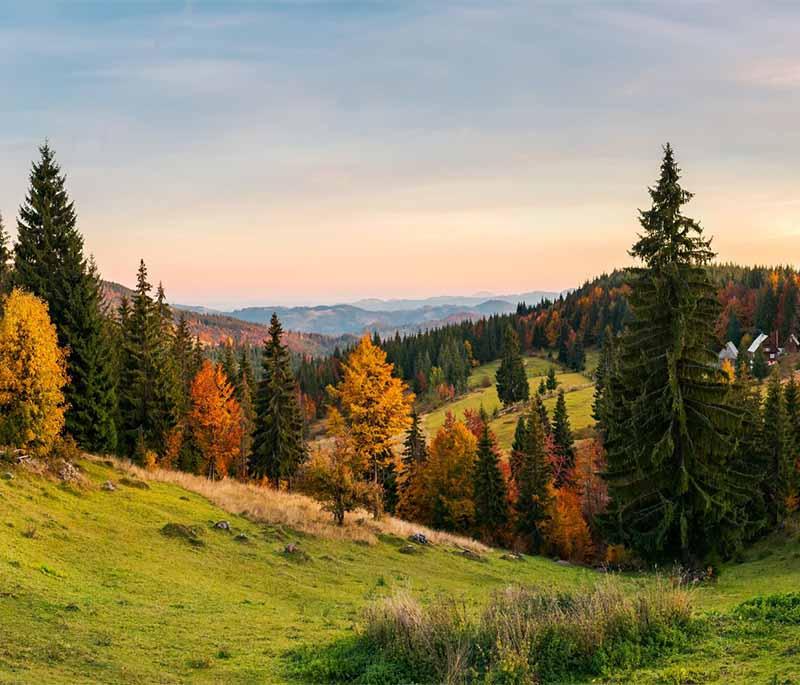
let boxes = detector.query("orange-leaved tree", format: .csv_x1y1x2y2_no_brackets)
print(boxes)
0,289,68,452
398,412,476,533
188,359,243,480
327,334,413,483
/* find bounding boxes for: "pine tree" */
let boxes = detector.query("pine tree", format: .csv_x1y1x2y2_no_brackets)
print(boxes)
235,347,256,480
0,213,11,296
726,309,742,346
752,348,768,380
496,325,529,406
784,374,800,502
602,144,748,563
551,388,576,487
13,143,117,453
251,313,306,487
763,369,790,526
472,415,508,543
401,411,428,478
515,403,552,553
545,366,558,391
221,342,238,386
117,261,176,458
592,326,615,440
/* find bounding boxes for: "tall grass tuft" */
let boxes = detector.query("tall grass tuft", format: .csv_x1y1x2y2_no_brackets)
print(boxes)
355,577,694,684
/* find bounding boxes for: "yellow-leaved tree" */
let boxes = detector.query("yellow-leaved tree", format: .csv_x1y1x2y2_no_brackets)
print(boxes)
0,289,68,452
327,334,413,483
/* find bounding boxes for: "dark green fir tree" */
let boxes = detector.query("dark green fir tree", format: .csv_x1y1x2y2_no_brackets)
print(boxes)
602,144,748,563
496,325,529,406
13,144,117,453
763,368,790,526
551,388,576,487
545,366,558,391
515,402,552,553
251,313,306,487
472,414,508,543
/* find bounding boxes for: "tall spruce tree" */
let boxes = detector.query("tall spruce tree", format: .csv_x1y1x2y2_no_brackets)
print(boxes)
13,144,117,453
763,369,790,526
117,261,176,458
473,415,508,543
592,326,616,440
401,411,428,474
551,388,576,487
602,144,748,563
251,313,306,487
496,325,529,406
515,403,552,553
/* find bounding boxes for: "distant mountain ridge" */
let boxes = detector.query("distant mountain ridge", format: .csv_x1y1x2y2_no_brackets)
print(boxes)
102,281,563,338
350,290,562,312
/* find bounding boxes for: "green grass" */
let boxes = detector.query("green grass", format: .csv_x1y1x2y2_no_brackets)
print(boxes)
425,355,596,451
1,459,798,683
0,459,592,684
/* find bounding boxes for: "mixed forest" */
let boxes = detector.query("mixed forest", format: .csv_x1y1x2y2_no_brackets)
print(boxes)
2,142,800,572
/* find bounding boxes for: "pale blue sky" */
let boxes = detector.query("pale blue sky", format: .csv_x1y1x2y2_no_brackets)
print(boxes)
1,2,799,307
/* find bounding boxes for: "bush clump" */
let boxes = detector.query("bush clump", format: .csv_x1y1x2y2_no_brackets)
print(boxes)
306,577,695,684
733,593,800,624
161,523,205,547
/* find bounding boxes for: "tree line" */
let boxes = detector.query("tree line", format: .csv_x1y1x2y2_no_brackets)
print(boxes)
0,144,307,489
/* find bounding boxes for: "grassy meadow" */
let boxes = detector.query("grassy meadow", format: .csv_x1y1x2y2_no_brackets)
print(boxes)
423,353,597,452
0,457,799,683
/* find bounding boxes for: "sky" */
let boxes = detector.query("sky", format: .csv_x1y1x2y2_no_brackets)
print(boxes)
1,1,799,308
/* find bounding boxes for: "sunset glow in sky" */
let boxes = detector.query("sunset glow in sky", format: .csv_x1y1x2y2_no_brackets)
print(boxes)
1,2,799,307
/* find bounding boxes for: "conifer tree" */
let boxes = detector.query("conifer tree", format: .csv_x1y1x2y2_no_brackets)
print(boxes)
784,374,800,459
551,388,576,487
763,369,790,526
509,415,528,482
602,144,747,563
400,411,428,493
545,366,558,391
726,310,742,346
592,326,616,440
472,413,508,543
515,403,552,553
537,395,551,436
13,144,117,453
235,347,256,480
752,348,768,380
221,342,238,387
251,313,306,487
496,325,528,406
117,261,176,458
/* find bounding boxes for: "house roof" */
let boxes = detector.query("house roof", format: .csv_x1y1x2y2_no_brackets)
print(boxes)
748,332,768,354
718,341,739,359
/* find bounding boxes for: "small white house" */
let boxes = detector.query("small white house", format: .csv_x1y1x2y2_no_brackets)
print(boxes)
718,341,739,364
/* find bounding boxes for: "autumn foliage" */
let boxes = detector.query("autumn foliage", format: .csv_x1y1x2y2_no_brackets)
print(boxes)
327,334,413,480
0,289,68,452
188,360,243,480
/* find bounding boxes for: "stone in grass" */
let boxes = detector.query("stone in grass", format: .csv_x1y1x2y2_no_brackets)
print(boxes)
399,544,418,555
161,523,205,547
214,520,231,531
500,552,524,562
234,533,249,543
283,542,311,562
101,481,116,492
2,472,14,481
408,532,429,545
119,477,150,490
458,548,485,562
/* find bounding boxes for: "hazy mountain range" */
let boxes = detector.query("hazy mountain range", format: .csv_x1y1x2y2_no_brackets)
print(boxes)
103,281,562,340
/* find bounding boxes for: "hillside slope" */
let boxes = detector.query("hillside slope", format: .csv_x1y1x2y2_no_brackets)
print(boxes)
1,459,798,684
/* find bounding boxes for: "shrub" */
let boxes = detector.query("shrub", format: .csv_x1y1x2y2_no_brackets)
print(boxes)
733,593,800,624
331,577,694,684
